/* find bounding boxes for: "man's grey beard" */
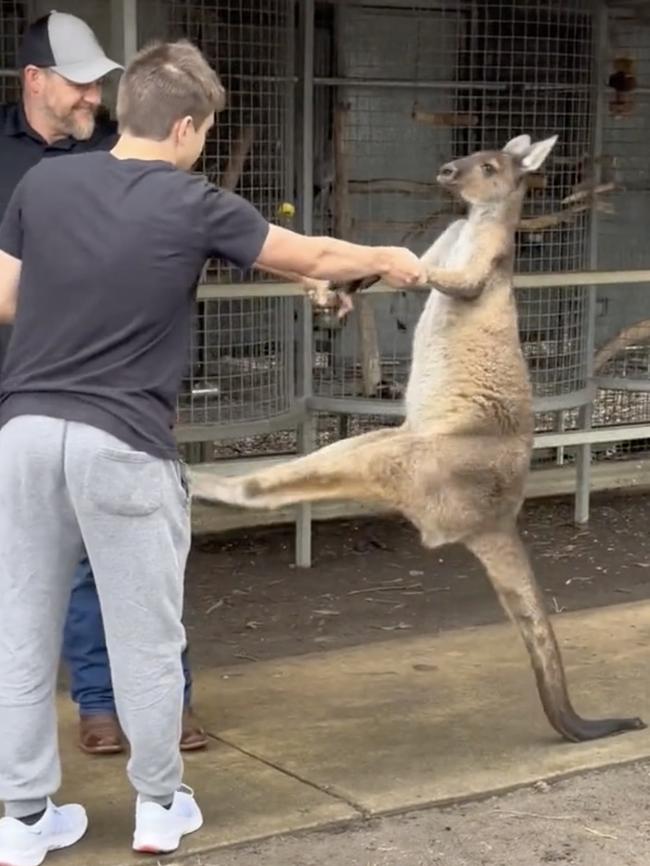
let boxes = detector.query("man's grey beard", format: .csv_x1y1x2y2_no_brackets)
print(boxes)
46,104,96,141
64,111,96,141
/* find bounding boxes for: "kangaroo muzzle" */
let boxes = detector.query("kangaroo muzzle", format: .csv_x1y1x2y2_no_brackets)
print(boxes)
437,162,459,185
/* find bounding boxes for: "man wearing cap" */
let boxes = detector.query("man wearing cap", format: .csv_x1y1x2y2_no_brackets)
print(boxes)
0,10,207,757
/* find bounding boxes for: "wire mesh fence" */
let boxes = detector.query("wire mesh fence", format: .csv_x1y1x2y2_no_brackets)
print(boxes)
311,0,595,411
589,1,650,462
177,294,296,426
0,1,27,103
164,0,294,283
154,0,298,429
147,0,650,458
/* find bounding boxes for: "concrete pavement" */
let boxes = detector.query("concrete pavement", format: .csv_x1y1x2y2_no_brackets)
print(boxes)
53,600,650,864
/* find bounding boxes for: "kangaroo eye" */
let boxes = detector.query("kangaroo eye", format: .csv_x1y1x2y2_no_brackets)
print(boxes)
482,163,496,176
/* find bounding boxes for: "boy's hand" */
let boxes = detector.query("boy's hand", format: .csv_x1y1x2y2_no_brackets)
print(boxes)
303,277,355,319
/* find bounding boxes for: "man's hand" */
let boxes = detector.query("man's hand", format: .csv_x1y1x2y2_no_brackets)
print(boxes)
255,225,428,288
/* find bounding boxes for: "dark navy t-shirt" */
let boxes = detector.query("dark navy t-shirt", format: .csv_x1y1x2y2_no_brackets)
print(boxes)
0,151,270,458
0,103,119,367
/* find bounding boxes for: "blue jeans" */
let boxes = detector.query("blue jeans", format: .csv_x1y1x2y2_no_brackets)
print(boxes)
63,556,193,715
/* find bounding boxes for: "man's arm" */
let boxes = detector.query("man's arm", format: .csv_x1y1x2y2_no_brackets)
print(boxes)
0,251,21,323
202,185,424,291
254,224,424,289
0,175,24,321
255,263,328,293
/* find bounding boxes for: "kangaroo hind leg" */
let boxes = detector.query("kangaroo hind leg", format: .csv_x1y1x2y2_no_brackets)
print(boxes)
191,427,420,511
466,527,645,742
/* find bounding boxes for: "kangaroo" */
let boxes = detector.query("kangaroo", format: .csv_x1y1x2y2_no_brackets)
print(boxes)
192,135,645,743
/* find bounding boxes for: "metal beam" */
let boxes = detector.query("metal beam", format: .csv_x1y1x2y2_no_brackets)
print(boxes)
313,77,591,93
309,389,597,418
196,269,650,301
535,425,650,450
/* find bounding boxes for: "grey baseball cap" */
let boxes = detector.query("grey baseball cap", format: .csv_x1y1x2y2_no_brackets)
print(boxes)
18,10,123,84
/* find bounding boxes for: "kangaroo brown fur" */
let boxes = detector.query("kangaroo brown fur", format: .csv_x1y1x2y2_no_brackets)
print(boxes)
192,135,645,743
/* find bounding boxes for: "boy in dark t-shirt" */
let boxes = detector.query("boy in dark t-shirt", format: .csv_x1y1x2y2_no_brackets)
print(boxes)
0,39,424,864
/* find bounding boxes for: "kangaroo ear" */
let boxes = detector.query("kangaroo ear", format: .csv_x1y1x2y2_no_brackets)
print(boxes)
502,134,531,157
520,135,558,172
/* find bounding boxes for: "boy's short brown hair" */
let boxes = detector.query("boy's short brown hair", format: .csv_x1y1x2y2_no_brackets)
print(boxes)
117,40,226,140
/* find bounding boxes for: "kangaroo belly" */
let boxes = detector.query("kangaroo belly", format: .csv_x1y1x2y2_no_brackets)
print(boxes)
405,294,455,411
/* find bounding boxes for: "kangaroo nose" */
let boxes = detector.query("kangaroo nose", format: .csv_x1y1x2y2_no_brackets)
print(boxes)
439,163,458,180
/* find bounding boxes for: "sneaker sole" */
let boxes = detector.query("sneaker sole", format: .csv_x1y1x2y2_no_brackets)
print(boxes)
0,814,89,866
132,812,204,855
179,739,208,752
79,743,124,756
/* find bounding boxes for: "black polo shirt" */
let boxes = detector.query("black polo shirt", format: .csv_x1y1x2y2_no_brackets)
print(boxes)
0,102,118,367
0,151,270,458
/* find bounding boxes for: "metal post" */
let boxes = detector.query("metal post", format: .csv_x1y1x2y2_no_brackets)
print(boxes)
575,1,607,524
295,0,315,568
111,0,138,64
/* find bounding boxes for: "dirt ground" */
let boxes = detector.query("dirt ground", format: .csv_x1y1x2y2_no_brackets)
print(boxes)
185,490,650,671
185,762,650,866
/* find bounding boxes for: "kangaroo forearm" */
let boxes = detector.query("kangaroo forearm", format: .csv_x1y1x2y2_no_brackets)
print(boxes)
425,265,488,300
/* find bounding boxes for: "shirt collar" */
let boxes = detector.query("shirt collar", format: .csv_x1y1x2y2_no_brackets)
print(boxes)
3,101,76,151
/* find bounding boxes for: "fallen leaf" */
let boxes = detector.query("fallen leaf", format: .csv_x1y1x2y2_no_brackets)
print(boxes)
205,598,226,614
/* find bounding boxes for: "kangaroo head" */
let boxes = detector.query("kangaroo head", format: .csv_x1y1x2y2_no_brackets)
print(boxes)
437,134,558,206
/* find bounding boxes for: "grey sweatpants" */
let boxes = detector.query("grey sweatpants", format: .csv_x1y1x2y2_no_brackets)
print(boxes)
0,415,191,817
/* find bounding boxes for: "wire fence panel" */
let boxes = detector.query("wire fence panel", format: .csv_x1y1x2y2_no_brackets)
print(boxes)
311,0,595,416
164,0,294,283
590,3,650,462
154,0,298,428
0,1,27,103
177,294,296,426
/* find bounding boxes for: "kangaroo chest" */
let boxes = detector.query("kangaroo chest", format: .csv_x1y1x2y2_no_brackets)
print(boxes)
410,221,476,360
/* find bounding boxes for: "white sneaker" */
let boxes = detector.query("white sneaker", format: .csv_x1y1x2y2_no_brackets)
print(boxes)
132,786,203,854
0,801,88,866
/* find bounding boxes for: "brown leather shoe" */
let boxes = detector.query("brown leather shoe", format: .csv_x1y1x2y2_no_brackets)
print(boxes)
180,708,209,751
79,713,124,755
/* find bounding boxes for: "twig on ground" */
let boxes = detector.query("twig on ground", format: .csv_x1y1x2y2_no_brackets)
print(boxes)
493,809,577,821
552,596,566,613
348,585,405,595
583,826,618,840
